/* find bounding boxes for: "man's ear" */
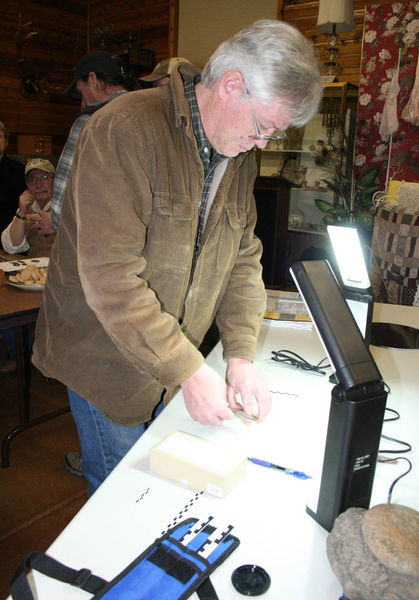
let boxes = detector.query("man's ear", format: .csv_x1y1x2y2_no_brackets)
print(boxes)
218,70,245,101
88,72,98,88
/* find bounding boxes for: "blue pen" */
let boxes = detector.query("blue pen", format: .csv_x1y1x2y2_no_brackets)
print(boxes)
248,457,311,480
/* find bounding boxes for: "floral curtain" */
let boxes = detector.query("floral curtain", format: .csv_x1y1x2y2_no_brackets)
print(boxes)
354,1,419,189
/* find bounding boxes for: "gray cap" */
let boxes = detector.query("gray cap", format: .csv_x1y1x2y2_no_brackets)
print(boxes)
25,158,55,176
139,57,197,84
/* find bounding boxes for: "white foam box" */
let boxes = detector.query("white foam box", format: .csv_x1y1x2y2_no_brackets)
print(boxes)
149,431,247,498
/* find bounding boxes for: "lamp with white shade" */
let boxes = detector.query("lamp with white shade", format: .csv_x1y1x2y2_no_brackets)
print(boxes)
317,0,355,77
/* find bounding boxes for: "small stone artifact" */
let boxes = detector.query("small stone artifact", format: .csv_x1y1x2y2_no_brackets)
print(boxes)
327,503,419,600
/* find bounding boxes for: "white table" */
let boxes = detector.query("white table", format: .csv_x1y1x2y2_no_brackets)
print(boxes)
20,303,419,600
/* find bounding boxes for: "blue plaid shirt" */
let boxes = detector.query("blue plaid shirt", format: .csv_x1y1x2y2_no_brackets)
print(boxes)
51,91,127,231
184,75,229,253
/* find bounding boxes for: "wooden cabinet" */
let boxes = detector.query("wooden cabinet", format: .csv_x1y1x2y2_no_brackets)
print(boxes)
254,176,291,286
17,135,53,156
254,177,333,287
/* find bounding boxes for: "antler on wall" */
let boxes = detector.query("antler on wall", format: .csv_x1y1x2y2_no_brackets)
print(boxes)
15,12,80,100
15,13,38,64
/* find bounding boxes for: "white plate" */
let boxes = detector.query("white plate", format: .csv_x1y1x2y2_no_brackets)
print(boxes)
0,257,49,273
6,279,44,291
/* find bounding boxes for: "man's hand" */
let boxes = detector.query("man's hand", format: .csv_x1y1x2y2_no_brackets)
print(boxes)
27,210,55,235
181,363,234,426
226,358,272,422
18,190,35,216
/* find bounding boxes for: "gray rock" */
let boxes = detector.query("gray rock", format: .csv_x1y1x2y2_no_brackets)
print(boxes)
327,504,419,600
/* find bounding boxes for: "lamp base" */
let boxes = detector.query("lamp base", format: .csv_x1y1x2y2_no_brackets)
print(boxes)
370,322,419,350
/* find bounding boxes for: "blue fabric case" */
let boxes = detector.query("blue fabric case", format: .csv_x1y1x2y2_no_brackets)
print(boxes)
10,517,240,600
96,518,239,600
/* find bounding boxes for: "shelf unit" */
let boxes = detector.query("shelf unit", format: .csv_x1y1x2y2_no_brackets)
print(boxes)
254,83,359,286
258,82,358,181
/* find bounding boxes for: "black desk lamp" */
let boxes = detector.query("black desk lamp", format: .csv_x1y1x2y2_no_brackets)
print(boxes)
290,259,387,532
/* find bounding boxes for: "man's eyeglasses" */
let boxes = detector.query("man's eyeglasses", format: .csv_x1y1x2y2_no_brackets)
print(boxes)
245,89,286,142
26,173,53,185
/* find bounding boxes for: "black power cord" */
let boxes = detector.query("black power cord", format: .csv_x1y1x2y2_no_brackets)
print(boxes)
269,356,413,503
378,457,413,503
271,349,330,376
379,408,413,503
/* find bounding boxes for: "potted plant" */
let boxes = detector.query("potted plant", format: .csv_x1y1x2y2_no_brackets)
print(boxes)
314,166,381,239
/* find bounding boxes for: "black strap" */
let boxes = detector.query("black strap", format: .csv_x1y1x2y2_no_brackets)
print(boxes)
196,577,219,600
10,551,218,600
9,552,107,600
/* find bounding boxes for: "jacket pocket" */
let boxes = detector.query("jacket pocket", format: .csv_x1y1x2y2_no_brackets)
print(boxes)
143,192,196,273
154,192,195,220
216,203,246,272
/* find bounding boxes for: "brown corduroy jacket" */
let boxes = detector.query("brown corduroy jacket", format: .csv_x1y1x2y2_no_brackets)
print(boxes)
32,67,266,425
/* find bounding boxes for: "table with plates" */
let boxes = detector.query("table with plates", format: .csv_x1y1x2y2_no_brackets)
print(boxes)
0,252,69,467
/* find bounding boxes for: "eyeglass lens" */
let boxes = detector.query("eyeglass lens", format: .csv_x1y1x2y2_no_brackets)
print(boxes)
27,173,51,184
245,88,286,142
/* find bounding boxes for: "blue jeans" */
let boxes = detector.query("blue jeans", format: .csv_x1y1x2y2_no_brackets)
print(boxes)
68,387,164,497
1,327,34,356
0,328,16,355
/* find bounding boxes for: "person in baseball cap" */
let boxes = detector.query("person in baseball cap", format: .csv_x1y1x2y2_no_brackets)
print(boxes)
0,157,56,374
31,50,133,241
65,50,128,99
21,158,55,218
30,51,134,477
25,157,56,177
139,57,199,88
1,156,56,260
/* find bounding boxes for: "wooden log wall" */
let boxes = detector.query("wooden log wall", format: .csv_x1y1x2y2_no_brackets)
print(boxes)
0,0,171,156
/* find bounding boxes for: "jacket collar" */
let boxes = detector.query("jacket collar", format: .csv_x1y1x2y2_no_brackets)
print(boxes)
169,65,252,173
169,62,197,133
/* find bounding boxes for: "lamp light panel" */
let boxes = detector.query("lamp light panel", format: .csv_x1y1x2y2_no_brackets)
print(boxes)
327,225,371,290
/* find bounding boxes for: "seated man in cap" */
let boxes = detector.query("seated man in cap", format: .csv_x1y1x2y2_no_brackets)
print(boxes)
1,158,56,257
0,158,55,375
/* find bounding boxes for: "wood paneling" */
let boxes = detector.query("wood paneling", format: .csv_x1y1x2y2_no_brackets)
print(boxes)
0,0,171,155
1,1,85,150
1,0,393,155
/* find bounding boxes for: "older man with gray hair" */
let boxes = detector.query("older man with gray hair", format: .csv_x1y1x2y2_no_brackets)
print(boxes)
1,158,56,375
1,158,56,257
33,20,322,496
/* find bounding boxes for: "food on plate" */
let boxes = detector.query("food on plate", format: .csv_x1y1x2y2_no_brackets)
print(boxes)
8,264,47,286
